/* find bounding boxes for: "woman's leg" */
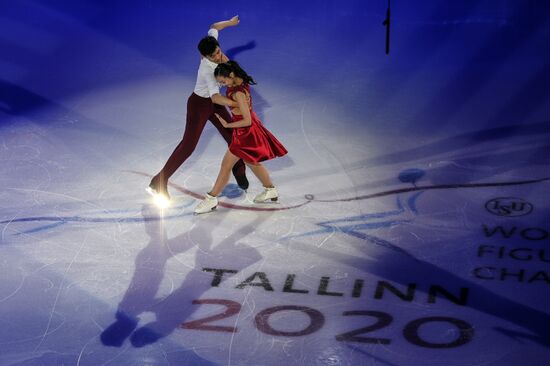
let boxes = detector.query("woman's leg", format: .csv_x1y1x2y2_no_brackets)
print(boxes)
246,162,278,203
209,150,241,197
246,162,274,188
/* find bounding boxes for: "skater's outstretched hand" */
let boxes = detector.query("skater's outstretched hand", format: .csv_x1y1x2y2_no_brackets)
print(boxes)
215,113,230,128
229,15,240,26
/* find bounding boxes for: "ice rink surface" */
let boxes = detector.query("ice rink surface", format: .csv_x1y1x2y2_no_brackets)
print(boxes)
1,1,550,365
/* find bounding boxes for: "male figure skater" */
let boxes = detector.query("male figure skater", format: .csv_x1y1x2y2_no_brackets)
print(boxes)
148,16,248,201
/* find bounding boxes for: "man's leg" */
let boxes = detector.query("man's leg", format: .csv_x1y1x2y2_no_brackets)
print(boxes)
149,94,212,198
210,105,249,190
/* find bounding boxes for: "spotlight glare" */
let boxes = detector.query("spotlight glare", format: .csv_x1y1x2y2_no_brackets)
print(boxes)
154,194,170,209
146,187,171,209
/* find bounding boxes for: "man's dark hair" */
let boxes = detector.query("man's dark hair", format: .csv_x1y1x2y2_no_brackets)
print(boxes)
197,36,219,57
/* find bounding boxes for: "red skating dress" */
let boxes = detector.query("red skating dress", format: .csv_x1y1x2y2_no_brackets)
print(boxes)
226,84,288,163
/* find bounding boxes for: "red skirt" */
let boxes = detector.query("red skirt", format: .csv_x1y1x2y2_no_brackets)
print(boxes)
229,111,288,163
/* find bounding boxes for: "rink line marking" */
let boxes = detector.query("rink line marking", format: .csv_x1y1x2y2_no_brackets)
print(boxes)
128,171,550,206
0,201,195,237
0,211,191,224
127,170,311,211
308,176,550,202
5,174,546,230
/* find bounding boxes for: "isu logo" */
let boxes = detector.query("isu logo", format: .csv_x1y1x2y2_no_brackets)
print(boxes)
485,197,533,217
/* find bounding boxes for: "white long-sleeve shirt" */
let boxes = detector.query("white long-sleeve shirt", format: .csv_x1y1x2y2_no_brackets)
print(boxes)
193,28,220,98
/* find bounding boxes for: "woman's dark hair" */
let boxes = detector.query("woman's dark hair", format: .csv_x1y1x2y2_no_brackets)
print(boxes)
197,36,219,57
214,61,257,85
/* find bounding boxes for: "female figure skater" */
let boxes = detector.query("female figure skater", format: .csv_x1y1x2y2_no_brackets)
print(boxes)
194,61,287,214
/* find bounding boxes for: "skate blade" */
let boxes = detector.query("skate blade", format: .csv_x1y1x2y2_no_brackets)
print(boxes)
194,206,217,215
253,198,279,204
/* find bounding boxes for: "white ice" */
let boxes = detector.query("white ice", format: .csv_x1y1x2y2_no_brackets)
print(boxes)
1,1,550,365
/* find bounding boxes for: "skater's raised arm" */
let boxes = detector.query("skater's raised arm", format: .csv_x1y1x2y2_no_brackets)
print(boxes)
210,15,240,31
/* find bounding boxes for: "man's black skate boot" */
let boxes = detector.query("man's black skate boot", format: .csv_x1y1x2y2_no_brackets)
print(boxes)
235,174,249,191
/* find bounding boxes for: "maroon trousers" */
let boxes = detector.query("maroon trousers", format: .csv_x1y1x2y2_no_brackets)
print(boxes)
158,93,246,181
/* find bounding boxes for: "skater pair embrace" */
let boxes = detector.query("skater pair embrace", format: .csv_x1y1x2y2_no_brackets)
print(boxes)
147,16,287,214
